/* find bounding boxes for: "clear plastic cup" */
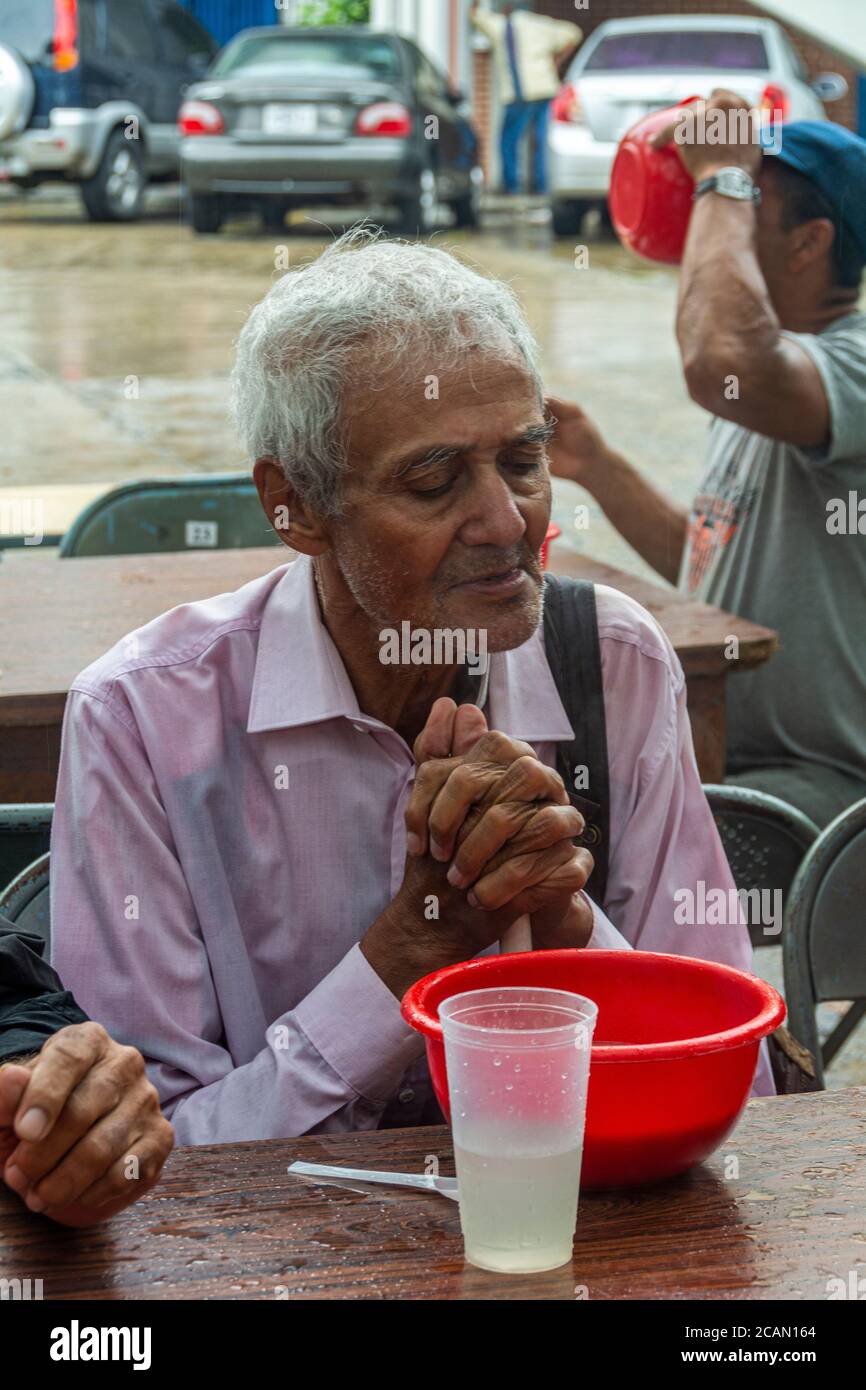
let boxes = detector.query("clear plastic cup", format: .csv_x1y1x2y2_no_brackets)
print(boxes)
439,985,597,1274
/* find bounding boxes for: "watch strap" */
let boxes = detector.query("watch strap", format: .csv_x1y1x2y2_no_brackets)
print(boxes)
694,170,761,205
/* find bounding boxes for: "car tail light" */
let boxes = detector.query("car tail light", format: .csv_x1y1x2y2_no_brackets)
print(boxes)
178,100,225,136
551,83,584,124
758,83,790,126
355,102,412,137
53,0,78,72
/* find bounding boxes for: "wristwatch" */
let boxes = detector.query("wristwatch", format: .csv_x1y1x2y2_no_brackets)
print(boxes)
693,167,761,206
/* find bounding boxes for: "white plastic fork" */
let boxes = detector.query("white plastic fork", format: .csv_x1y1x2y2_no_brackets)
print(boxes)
287,1160,459,1202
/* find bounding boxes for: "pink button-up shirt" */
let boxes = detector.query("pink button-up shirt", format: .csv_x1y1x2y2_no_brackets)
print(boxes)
50,555,773,1145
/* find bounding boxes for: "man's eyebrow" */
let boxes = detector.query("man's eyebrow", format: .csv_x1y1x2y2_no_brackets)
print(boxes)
390,421,555,479
521,418,557,447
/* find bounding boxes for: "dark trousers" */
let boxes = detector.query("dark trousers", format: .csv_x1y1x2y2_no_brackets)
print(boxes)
501,98,550,194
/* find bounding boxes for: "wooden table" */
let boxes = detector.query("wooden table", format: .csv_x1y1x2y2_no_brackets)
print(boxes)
0,1089,862,1300
0,545,776,801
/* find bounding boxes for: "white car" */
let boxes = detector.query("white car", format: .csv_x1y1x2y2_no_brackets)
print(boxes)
548,14,848,236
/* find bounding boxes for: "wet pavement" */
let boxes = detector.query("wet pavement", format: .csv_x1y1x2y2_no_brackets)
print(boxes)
1,184,702,579
2,185,864,1088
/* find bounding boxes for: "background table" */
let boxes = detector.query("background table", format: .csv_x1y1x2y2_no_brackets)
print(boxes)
0,546,776,801
0,1089,862,1300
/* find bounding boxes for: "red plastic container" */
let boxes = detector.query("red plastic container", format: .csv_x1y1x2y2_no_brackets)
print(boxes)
609,98,700,264
401,949,784,1189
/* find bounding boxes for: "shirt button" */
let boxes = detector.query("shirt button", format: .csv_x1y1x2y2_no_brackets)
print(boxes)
398,1088,415,1104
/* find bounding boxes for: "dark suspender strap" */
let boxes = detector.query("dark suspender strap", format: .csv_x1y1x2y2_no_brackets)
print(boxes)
542,574,610,909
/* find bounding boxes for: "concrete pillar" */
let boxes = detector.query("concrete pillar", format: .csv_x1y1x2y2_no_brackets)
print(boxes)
371,0,501,184
372,0,474,88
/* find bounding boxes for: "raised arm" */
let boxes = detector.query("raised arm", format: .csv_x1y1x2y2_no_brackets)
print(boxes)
659,91,835,445
469,2,496,39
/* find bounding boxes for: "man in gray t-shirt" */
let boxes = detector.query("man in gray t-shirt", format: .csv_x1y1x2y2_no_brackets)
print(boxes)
683,311,866,824
548,107,866,827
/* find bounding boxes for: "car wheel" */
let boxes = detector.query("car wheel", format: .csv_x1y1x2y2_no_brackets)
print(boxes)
260,204,287,233
551,198,590,238
395,167,438,237
80,129,146,222
452,166,483,230
188,193,223,235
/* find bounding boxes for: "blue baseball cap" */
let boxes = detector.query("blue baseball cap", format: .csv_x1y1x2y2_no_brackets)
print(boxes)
761,120,866,263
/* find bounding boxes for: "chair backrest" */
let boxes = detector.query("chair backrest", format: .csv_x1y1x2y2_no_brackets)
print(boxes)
59,474,282,557
704,784,820,948
0,852,51,952
0,804,53,897
783,798,866,1086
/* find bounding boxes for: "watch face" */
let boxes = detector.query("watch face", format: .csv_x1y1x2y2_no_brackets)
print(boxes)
717,168,755,198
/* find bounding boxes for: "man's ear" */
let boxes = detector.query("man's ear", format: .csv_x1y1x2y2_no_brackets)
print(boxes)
788,217,836,275
253,458,331,556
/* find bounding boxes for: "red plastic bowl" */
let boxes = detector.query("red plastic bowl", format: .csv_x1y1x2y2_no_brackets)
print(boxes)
401,950,784,1189
609,98,700,264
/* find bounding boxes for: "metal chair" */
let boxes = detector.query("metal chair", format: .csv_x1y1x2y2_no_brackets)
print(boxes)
0,852,51,952
59,473,282,557
783,798,866,1088
0,804,53,896
704,784,820,948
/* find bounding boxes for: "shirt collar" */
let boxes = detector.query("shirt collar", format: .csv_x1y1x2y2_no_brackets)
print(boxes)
247,554,575,744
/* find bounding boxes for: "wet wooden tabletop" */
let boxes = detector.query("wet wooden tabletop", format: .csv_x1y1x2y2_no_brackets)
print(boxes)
1,1089,862,1300
552,550,777,678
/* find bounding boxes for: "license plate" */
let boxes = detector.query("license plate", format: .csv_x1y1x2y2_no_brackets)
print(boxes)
261,103,318,137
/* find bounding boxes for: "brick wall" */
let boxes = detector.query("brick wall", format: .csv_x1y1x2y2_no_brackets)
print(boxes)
473,46,494,180
538,0,859,130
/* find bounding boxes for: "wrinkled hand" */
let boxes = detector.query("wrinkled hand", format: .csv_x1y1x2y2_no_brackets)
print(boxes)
544,394,611,489
406,698,594,950
0,1023,173,1228
650,88,763,182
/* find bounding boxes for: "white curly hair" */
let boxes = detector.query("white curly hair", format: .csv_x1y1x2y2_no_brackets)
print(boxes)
230,226,542,518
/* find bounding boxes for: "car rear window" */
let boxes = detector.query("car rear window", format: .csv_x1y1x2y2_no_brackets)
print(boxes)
585,30,770,73
211,33,402,81
0,0,55,64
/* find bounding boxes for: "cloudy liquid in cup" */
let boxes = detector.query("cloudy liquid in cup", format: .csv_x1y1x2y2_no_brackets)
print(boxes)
454,1128,583,1274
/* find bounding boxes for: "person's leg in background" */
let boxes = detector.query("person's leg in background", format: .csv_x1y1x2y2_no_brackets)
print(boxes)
529,99,551,194
501,100,532,193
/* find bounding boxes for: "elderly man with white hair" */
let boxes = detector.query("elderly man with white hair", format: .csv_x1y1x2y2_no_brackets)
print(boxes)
50,229,774,1145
